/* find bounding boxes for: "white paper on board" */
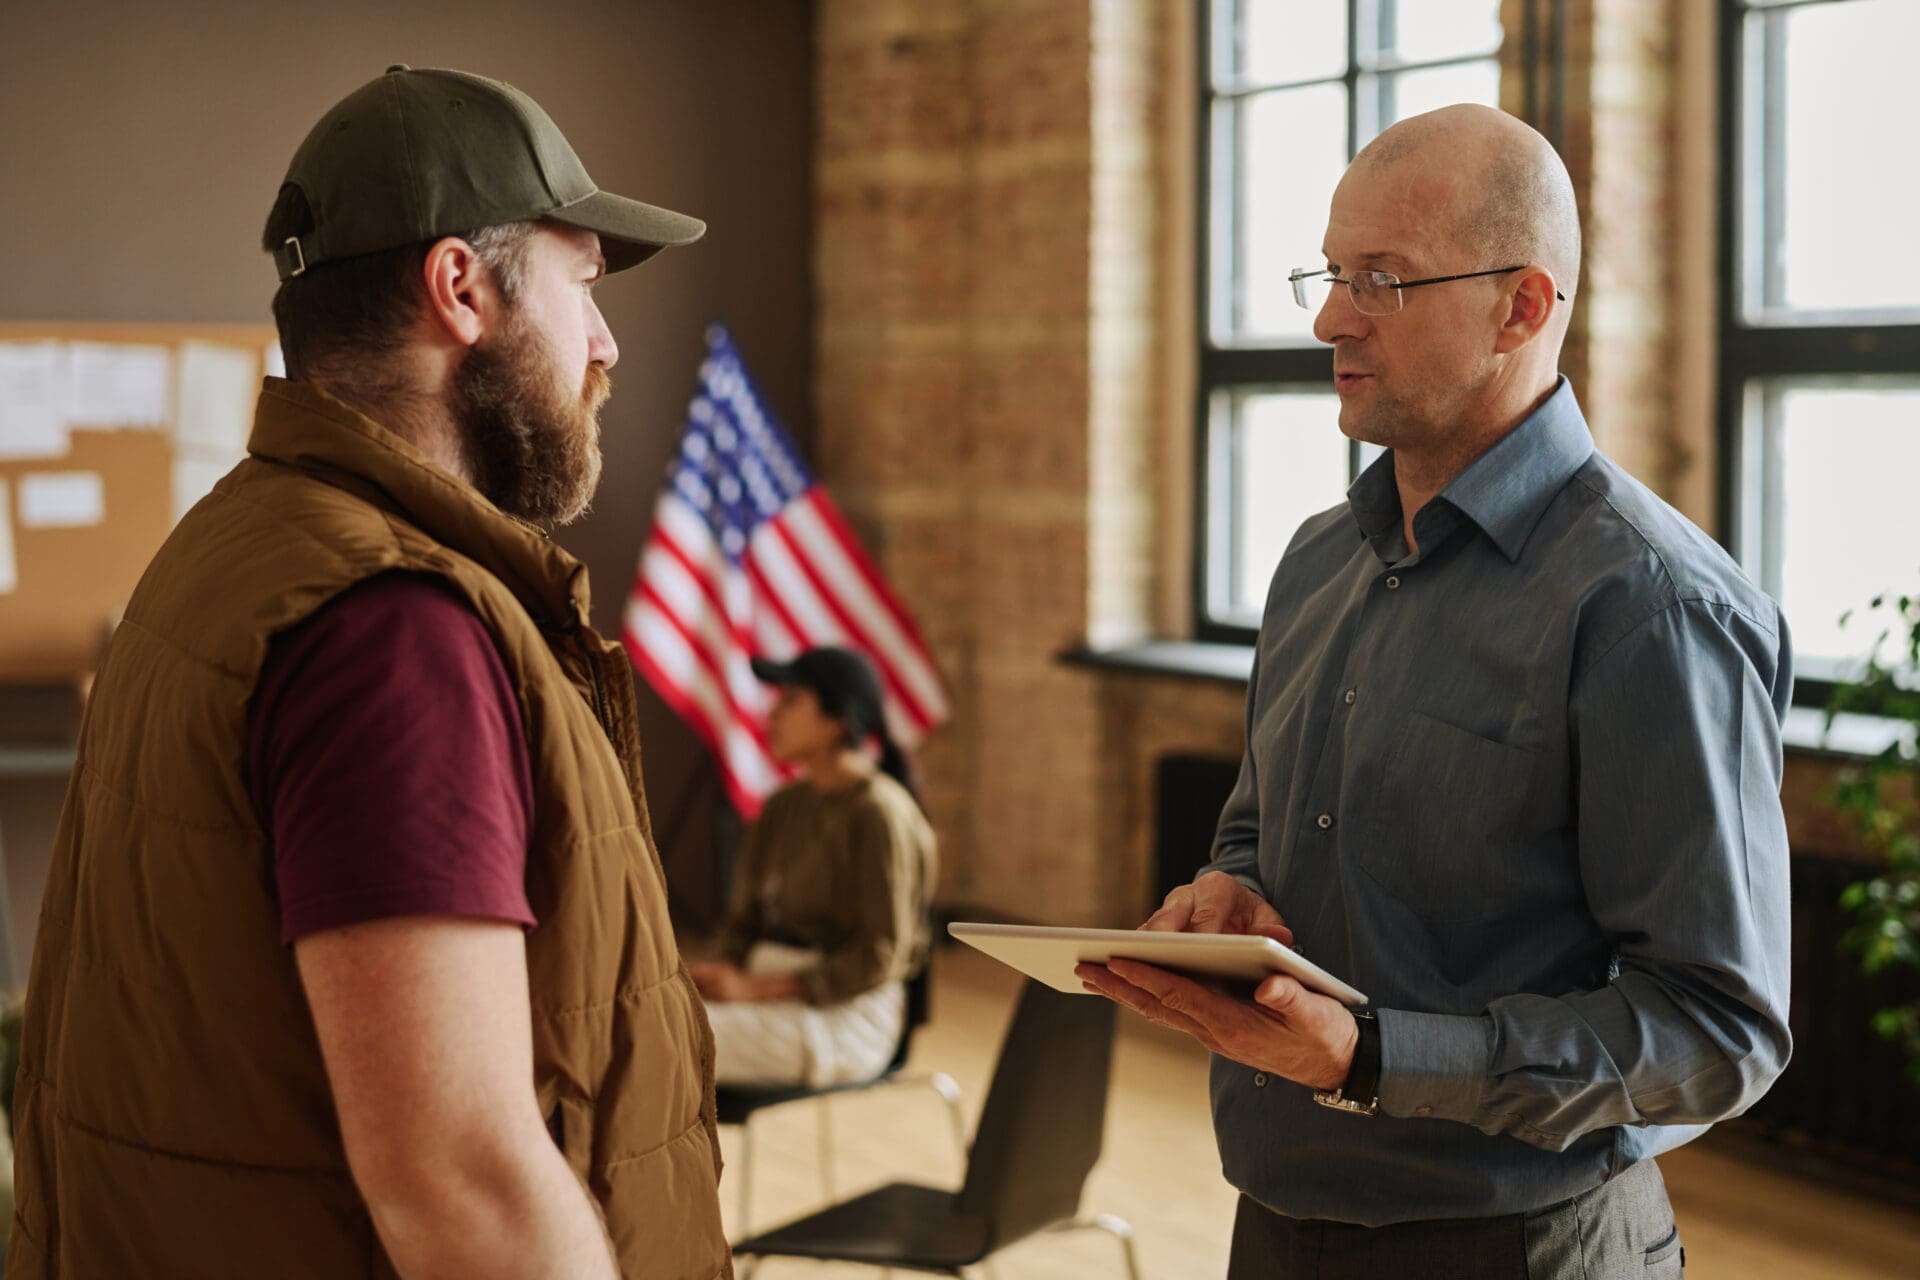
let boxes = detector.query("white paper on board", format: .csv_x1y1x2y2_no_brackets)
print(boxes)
172,456,232,524
0,479,17,594
18,471,106,529
64,342,171,428
0,342,72,460
175,342,258,455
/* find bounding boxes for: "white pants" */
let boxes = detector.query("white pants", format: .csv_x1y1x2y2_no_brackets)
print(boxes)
707,943,906,1088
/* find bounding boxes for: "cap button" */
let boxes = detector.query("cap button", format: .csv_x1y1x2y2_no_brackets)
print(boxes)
386,63,411,74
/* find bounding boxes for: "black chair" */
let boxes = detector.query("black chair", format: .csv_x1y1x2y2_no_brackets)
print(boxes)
733,980,1142,1279
719,962,966,1239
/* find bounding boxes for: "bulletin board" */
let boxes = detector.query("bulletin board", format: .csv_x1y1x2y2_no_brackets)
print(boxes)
0,322,281,681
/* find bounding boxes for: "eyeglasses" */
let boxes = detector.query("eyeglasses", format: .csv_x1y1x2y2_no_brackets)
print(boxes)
1287,264,1568,317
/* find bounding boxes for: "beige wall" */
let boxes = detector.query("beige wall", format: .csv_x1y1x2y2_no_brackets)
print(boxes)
0,0,814,949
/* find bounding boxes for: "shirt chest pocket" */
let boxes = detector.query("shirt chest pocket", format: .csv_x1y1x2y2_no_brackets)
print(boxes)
1353,710,1563,923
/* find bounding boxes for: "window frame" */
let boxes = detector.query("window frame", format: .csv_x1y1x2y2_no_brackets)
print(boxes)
1717,0,1920,705
1191,0,1513,643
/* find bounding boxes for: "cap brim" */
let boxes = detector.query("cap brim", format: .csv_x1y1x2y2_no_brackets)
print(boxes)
549,188,706,274
750,656,797,686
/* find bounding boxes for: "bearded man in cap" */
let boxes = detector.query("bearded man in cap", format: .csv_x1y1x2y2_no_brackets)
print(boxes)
8,66,729,1280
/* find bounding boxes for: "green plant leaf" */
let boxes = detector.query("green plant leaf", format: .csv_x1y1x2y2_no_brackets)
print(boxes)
1823,578,1920,1088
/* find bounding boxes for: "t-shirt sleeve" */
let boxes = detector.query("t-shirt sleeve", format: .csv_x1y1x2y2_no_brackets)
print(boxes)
247,570,538,944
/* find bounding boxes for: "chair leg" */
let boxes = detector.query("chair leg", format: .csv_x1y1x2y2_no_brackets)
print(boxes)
731,1121,760,1279
815,1093,836,1201
735,1118,754,1239
927,1071,967,1175
1046,1214,1142,1280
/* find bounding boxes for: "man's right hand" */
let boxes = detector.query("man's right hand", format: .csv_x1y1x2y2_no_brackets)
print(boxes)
1140,870,1293,946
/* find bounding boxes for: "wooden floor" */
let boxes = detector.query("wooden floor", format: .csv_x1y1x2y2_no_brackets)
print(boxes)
719,944,1920,1279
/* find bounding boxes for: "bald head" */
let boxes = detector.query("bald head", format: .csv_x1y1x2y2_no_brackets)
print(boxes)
1351,104,1580,302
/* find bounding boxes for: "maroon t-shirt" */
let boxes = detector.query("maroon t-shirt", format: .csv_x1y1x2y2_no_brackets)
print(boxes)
247,571,537,944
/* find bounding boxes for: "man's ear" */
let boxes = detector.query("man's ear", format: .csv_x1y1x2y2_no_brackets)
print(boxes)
419,237,501,349
1493,265,1558,355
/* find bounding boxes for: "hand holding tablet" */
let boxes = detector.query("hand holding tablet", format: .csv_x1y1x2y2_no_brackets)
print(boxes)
947,921,1369,1008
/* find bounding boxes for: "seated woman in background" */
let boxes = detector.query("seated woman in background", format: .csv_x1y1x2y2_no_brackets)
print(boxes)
689,646,938,1088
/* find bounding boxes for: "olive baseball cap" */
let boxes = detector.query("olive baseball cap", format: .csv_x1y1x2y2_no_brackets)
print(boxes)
265,64,704,282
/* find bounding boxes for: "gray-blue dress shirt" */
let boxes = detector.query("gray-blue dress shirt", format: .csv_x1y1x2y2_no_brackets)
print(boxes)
1208,378,1793,1225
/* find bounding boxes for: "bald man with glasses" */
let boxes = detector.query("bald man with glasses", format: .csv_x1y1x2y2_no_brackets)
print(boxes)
1081,105,1791,1279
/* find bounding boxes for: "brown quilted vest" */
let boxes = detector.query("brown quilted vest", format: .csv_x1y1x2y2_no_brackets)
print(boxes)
7,379,729,1279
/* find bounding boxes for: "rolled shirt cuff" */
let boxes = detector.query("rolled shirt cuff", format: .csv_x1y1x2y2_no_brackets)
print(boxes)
1377,1008,1495,1126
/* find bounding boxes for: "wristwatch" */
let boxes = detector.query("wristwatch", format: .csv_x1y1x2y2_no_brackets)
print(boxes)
1312,1008,1380,1116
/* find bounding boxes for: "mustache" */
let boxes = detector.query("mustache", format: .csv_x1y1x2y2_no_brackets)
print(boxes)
583,363,613,411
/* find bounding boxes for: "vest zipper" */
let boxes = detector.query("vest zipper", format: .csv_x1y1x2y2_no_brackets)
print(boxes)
586,646,610,731
539,615,612,733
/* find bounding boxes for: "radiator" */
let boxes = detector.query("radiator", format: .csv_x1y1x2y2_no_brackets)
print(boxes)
1738,852,1920,1180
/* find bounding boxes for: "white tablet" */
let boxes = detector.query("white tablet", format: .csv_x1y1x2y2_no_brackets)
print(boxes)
947,922,1369,1008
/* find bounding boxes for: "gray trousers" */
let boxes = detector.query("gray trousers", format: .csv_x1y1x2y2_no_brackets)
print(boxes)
1226,1158,1684,1279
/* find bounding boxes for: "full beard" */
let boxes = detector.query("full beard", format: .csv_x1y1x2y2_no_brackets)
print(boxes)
452,318,611,527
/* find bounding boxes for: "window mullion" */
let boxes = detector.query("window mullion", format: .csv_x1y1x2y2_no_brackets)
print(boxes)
1759,382,1787,602
1382,0,1397,136
1346,0,1364,155
1759,8,1789,313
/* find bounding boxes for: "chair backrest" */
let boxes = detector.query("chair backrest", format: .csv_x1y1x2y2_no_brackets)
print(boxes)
955,981,1118,1248
883,958,935,1075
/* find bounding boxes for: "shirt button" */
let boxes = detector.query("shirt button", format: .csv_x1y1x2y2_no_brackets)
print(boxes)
1316,813,1334,830
1344,688,1357,705
1385,575,1401,590
1253,1072,1268,1087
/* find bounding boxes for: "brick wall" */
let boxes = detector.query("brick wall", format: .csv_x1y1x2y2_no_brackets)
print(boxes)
1503,0,1713,527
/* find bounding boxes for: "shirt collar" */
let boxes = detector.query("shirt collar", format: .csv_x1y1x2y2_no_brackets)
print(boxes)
1346,376,1594,565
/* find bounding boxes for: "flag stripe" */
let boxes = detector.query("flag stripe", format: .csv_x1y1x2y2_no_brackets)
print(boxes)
805,491,946,675
744,536,927,748
762,514,939,732
625,602,783,801
744,528,840,649
740,556,809,657
783,493,950,722
634,575,771,750
653,497,804,658
655,496,754,631
749,520,927,733
638,542,744,656
625,636,768,819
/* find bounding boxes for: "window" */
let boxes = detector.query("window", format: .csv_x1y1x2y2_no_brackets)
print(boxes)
1196,0,1504,639
1723,0,1920,687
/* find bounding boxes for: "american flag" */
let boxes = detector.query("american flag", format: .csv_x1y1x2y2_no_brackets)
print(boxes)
624,325,950,818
